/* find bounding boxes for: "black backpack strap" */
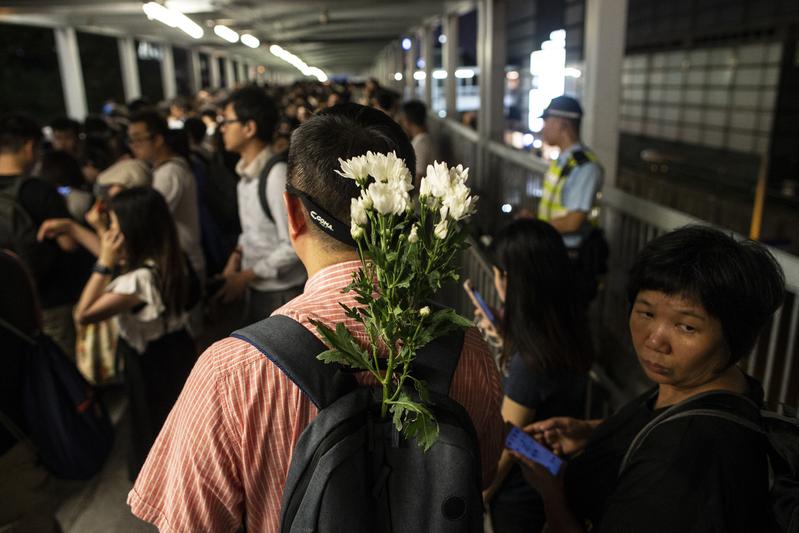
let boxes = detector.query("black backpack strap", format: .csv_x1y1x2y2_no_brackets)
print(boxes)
257,152,288,223
232,315,357,409
410,329,466,396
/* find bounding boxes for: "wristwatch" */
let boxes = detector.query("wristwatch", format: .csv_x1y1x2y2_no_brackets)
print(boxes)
92,262,114,275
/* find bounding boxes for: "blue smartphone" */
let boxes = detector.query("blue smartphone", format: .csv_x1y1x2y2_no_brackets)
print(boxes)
57,186,72,196
472,288,496,324
506,426,563,476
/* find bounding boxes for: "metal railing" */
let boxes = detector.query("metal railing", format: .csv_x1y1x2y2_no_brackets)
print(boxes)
432,116,799,412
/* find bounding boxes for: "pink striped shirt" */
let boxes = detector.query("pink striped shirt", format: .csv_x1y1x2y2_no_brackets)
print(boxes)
128,260,503,532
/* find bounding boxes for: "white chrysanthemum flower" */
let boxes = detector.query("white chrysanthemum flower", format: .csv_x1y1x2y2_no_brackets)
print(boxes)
419,306,431,317
408,224,419,244
350,197,369,226
449,164,469,185
335,155,370,185
366,150,408,185
434,218,449,240
442,181,477,221
350,222,364,240
423,161,454,199
367,181,406,216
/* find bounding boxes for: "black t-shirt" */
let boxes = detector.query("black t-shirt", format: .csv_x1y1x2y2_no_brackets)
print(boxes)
502,352,587,420
0,174,92,308
565,378,771,533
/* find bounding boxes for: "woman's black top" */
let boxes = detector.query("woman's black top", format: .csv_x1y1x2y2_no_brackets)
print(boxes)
565,376,771,533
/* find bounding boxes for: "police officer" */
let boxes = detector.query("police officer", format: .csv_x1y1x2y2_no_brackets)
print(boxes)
537,95,603,250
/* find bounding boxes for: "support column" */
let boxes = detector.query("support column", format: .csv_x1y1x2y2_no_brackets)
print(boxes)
421,26,434,108
190,49,202,91
118,36,141,102
404,38,415,100
237,59,246,85
477,0,506,143
54,27,87,119
161,43,177,99
209,54,221,89
443,13,459,118
225,56,236,88
582,0,628,186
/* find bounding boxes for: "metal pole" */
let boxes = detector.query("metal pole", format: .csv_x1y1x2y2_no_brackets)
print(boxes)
209,54,221,89
118,36,141,102
405,38,415,101
161,43,177,99
54,27,87,120
443,12,459,119
237,58,246,86
225,56,236,89
422,25,434,108
477,0,506,144
190,49,202,92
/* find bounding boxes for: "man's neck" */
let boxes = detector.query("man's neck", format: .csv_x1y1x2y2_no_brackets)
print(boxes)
302,248,360,279
239,140,269,168
151,148,175,168
557,135,580,153
0,155,26,175
409,126,426,139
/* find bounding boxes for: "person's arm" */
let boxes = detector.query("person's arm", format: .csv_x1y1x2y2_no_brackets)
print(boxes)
256,165,300,278
549,163,602,235
483,397,537,503
152,166,183,213
74,228,140,324
548,211,587,234
38,218,101,257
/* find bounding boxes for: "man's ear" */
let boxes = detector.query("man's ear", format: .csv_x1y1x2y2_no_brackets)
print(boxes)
284,191,306,240
23,139,35,162
242,119,257,141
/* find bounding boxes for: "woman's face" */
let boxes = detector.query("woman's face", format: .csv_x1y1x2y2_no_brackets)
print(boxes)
630,290,730,389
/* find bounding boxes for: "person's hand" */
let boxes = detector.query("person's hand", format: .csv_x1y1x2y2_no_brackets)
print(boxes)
98,226,124,268
524,417,597,457
482,486,497,509
474,307,503,350
508,450,566,502
214,270,253,303
85,200,109,233
222,246,243,277
37,218,74,241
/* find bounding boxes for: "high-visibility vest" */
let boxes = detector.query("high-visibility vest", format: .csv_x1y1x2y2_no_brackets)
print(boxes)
537,149,601,223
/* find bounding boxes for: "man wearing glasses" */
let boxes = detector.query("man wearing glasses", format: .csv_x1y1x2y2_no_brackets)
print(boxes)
214,87,304,324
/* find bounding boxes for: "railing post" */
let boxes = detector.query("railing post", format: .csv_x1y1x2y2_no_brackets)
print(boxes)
118,36,141,102
421,25,434,108
443,12,459,119
224,56,236,88
189,49,202,91
54,27,87,120
477,0,506,144
209,54,221,89
404,37,416,100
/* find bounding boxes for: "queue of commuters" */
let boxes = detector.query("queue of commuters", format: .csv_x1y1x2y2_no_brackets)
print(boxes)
0,77,792,533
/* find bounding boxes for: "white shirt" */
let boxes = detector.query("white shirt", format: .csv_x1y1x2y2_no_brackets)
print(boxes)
235,147,305,292
152,157,206,280
411,131,435,180
106,265,189,354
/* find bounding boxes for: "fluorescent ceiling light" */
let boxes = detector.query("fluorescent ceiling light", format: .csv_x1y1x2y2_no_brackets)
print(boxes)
413,71,426,80
142,2,203,39
214,24,239,43
432,70,447,79
402,38,412,51
241,34,260,48
269,44,328,82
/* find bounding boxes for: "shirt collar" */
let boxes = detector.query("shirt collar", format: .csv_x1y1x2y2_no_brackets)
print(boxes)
236,146,273,181
303,260,362,296
557,142,583,166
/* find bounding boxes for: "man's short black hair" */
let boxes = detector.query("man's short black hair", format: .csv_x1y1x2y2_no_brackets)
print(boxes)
0,114,42,153
50,117,81,135
129,111,169,140
287,103,416,248
627,225,785,366
373,89,398,112
401,100,427,128
226,86,278,143
184,117,206,145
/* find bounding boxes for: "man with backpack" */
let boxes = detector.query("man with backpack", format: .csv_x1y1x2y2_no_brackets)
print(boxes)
128,104,504,532
0,113,88,359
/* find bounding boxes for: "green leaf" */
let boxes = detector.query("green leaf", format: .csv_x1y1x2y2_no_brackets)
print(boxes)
316,349,365,369
388,392,439,452
310,319,371,371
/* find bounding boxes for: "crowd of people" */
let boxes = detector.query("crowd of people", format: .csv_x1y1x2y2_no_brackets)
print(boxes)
0,75,790,533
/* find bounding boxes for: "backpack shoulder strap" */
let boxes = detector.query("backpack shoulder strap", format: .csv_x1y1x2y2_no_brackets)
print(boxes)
619,392,763,476
410,328,466,396
232,314,357,409
257,152,288,223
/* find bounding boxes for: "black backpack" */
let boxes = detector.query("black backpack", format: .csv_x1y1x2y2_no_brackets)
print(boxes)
0,317,115,480
257,152,288,222
620,390,799,532
233,315,484,533
0,177,45,275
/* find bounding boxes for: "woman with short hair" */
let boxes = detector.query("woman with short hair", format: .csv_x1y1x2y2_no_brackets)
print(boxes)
512,225,785,533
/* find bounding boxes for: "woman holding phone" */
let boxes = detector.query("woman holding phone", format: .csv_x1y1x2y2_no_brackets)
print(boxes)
474,219,593,533
73,186,197,480
511,226,783,532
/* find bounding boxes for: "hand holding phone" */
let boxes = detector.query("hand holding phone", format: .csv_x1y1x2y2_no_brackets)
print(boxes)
506,426,563,477
463,279,496,324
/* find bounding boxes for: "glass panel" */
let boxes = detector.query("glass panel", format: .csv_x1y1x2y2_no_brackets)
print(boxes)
78,32,125,113
218,57,227,87
173,47,192,96
199,52,210,89
0,23,66,121
136,40,164,103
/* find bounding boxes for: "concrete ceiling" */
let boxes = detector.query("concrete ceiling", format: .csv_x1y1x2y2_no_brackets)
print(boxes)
0,0,467,76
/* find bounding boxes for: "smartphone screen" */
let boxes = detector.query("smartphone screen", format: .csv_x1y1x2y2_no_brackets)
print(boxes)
57,186,72,196
505,426,563,476
471,288,496,324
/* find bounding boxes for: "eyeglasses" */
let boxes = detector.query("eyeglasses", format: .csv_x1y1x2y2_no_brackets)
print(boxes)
126,134,153,145
218,118,243,127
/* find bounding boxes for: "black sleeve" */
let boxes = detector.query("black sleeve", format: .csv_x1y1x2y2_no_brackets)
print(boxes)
595,417,770,533
502,352,559,409
18,178,71,226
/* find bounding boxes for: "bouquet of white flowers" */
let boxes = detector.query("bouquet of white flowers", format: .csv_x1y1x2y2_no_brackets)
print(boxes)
310,152,478,451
